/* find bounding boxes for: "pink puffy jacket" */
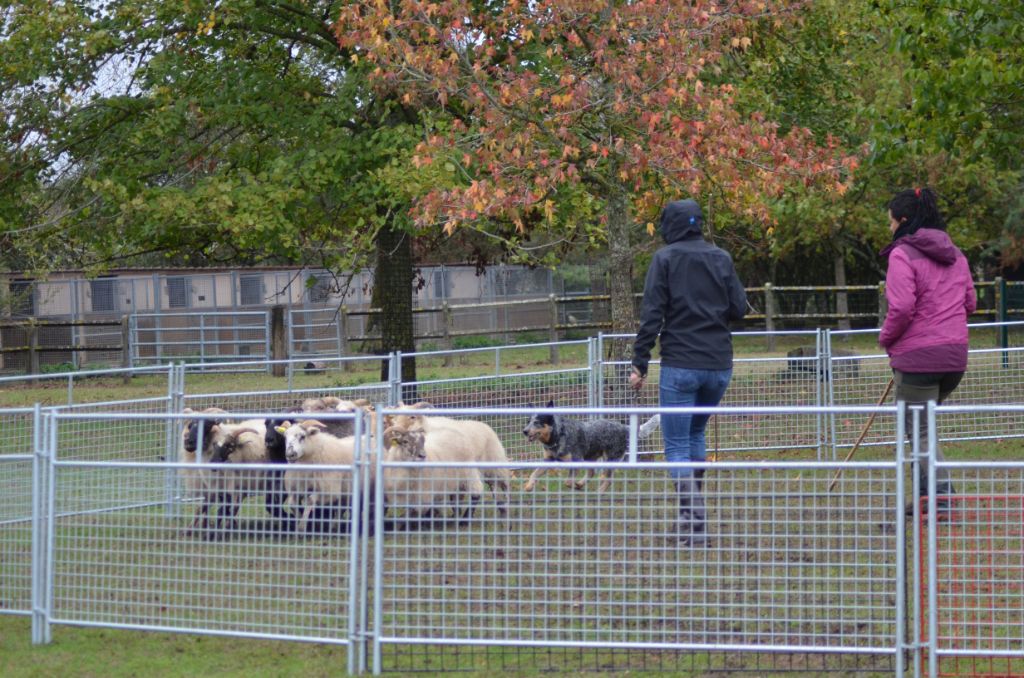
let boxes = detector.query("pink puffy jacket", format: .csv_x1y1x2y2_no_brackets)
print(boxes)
879,229,976,373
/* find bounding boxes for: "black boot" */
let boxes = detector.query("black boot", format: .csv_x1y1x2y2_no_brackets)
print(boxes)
676,477,709,547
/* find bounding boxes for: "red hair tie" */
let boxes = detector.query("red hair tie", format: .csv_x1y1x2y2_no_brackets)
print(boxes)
915,188,921,197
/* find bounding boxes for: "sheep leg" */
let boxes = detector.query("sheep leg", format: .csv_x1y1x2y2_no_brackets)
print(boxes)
522,466,548,492
457,494,481,526
264,471,295,533
185,501,211,536
311,505,340,535
298,500,317,535
486,474,510,518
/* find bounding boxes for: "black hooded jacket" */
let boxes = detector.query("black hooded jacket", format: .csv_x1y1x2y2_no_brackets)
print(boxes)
631,200,747,375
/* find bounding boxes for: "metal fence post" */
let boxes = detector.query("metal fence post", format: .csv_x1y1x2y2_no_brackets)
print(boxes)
372,409,385,675
43,409,56,644
926,400,939,678
199,313,206,364
894,400,907,678
30,404,47,644
764,283,776,350
996,276,1008,367
347,412,364,675
816,328,826,460
340,305,351,372
389,352,401,406
266,309,274,375
824,329,837,461
588,337,598,409
165,363,183,517
549,294,559,365
153,273,163,361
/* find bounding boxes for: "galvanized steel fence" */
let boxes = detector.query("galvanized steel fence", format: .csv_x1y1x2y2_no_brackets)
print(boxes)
3,401,1023,677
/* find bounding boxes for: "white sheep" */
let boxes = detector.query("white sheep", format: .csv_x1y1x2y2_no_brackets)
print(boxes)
386,402,511,517
382,426,484,528
281,419,364,535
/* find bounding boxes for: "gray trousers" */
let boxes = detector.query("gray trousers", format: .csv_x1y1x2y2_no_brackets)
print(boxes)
894,369,963,497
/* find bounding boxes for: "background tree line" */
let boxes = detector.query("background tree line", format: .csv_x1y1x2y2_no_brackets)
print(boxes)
2,0,1022,370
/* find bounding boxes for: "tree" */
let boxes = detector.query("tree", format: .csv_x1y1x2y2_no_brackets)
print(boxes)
875,0,1024,268
0,0,448,378
724,0,1019,306
335,0,857,341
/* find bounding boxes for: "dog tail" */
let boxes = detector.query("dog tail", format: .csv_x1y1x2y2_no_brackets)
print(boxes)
638,414,660,439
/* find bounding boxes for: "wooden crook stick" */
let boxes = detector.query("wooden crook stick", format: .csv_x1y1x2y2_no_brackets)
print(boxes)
828,377,895,492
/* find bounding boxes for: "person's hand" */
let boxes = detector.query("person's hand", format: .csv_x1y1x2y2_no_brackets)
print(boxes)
629,368,645,390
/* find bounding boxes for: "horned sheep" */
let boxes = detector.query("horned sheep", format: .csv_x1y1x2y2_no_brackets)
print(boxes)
205,418,270,533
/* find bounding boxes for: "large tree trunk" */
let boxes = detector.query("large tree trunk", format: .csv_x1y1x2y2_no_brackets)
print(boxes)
604,187,639,407
373,224,417,400
607,188,637,330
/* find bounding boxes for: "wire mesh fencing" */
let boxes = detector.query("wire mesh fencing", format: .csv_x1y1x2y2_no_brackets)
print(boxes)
0,408,36,617
8,362,1024,675
41,412,367,671
917,405,1024,678
371,406,906,675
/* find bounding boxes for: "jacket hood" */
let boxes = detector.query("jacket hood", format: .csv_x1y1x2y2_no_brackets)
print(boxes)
880,228,958,265
659,199,704,244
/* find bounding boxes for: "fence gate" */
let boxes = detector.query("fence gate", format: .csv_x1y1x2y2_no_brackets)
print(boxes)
129,311,271,367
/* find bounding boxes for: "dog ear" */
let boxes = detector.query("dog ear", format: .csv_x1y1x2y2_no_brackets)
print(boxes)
545,399,554,409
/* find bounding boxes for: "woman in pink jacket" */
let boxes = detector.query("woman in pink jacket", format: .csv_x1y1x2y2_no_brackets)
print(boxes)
879,187,976,519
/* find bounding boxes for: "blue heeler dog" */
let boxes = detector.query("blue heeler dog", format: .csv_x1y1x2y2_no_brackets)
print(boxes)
521,400,629,492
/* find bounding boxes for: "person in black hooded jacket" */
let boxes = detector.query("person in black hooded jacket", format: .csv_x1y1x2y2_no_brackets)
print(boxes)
629,199,747,546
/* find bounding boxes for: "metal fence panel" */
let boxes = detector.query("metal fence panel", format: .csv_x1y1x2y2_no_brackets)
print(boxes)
0,409,36,616
46,412,362,654
131,312,270,366
600,332,827,457
372,412,902,663
289,307,343,358
921,461,1024,677
829,328,1024,451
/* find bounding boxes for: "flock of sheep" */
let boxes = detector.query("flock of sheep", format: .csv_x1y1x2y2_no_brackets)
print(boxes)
178,397,512,538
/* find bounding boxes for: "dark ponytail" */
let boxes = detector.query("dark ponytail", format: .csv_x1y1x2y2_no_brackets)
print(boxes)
888,187,946,241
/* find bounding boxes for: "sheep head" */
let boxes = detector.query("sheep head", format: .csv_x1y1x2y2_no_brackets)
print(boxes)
383,426,427,461
335,398,371,413
209,426,262,464
182,407,226,453
301,396,341,412
284,420,327,462
385,400,432,431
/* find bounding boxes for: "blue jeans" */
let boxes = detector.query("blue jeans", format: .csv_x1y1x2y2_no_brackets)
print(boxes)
659,366,732,479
